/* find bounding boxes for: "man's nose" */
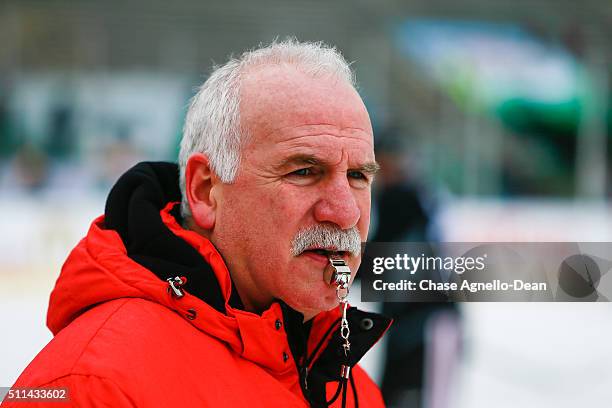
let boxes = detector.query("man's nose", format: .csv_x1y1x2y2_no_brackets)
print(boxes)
313,177,361,230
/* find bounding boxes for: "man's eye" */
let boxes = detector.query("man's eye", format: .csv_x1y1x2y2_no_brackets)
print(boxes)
348,171,367,180
291,168,313,176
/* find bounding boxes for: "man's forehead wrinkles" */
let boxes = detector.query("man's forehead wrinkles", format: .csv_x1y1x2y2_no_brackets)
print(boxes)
273,134,374,151
261,123,372,142
277,142,374,163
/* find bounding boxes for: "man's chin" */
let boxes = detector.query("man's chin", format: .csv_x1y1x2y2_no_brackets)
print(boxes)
285,295,339,322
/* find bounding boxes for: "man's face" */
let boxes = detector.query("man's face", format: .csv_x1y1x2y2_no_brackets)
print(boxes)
210,65,375,319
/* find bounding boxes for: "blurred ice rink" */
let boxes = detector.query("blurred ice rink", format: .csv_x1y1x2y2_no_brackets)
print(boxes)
0,193,103,386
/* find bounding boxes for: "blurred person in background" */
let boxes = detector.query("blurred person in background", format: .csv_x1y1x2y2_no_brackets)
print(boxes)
372,128,459,407
3,39,391,408
0,81,51,194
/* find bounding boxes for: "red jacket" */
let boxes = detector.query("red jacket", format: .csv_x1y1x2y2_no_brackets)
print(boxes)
3,162,390,407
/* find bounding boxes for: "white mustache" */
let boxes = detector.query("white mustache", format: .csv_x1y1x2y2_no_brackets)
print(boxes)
291,224,362,257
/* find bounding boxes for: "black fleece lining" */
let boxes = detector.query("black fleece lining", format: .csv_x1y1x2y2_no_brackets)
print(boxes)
104,162,233,313
306,308,391,407
280,301,392,407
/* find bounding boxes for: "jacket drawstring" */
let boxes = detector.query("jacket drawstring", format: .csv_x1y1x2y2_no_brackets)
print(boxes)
297,316,359,407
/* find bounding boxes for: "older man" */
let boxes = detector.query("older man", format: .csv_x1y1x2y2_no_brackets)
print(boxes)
4,40,391,408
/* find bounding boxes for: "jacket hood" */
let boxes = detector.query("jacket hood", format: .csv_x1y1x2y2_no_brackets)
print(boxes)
47,162,391,400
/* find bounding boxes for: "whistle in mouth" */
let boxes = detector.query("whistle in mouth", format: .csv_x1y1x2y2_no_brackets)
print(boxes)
328,257,351,291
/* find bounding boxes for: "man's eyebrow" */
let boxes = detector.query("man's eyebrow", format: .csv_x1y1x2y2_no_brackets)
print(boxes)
274,154,380,175
358,162,381,175
273,154,322,170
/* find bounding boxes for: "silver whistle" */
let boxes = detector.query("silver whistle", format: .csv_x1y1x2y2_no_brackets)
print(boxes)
328,256,352,359
328,257,351,292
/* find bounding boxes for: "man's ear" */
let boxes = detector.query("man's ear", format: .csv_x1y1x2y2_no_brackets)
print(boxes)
185,153,217,230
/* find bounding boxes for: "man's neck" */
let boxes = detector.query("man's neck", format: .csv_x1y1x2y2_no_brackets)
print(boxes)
184,219,318,321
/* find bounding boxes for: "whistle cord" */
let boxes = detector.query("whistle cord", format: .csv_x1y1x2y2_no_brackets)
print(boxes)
304,317,342,369
326,378,345,406
324,373,356,408
341,380,348,408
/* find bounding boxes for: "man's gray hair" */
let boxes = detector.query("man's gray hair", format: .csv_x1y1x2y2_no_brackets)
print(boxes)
178,38,356,218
